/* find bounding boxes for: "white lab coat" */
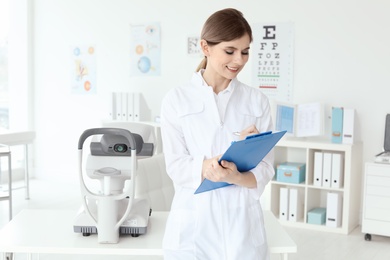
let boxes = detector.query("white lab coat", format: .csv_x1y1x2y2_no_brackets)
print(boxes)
161,72,274,260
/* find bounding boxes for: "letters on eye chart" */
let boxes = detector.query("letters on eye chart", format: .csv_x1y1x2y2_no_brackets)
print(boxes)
251,22,294,103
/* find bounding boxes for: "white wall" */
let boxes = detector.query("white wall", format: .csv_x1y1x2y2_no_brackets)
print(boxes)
8,0,32,130
32,0,390,184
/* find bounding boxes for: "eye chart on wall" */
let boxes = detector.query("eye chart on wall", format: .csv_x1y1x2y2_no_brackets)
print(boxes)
251,22,294,102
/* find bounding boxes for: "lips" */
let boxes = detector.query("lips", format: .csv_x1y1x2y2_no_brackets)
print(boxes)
227,66,239,72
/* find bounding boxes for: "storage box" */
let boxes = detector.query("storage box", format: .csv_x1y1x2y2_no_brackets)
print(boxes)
307,208,326,225
276,162,306,184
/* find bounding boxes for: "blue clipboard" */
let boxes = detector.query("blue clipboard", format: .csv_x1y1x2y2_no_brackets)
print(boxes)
194,130,287,194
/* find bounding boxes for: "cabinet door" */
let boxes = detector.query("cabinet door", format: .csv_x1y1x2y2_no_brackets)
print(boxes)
364,164,390,221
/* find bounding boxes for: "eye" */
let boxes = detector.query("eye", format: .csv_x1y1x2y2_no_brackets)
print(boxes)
241,51,249,55
225,50,234,55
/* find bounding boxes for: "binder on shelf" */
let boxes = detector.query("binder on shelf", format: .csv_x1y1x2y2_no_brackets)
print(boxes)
342,108,355,144
288,188,303,222
313,151,323,187
326,192,343,228
133,92,140,121
322,152,332,188
279,187,289,221
109,92,116,120
331,153,344,188
194,130,287,194
127,92,134,121
331,107,343,143
115,92,123,121
136,93,152,121
121,92,128,120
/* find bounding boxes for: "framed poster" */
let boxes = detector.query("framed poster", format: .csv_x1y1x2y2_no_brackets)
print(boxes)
187,36,201,55
71,45,97,94
130,23,161,76
252,22,294,102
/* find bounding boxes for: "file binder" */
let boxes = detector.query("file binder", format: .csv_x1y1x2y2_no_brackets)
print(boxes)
331,107,343,143
121,92,128,120
322,152,332,188
342,108,355,144
279,187,289,221
194,130,287,194
115,92,123,121
288,188,303,222
127,92,134,121
133,92,140,121
313,151,323,187
326,192,343,227
331,153,344,188
109,92,116,120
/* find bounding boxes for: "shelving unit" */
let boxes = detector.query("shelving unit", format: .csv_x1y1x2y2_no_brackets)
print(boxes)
268,138,362,234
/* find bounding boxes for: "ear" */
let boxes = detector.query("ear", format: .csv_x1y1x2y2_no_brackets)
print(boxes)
200,39,210,56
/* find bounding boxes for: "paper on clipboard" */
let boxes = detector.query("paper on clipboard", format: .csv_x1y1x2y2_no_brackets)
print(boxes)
194,130,287,194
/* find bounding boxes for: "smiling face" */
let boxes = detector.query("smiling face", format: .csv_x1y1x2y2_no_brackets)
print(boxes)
201,34,250,82
196,8,253,90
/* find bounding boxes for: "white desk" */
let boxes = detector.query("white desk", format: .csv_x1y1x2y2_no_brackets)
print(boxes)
0,209,165,259
0,130,35,200
0,209,296,260
264,211,297,260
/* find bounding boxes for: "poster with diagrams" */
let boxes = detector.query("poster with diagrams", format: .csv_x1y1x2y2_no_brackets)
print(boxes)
251,22,294,102
71,45,97,94
130,23,161,76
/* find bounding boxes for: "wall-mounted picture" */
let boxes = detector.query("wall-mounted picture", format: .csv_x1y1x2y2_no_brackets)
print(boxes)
70,45,97,94
130,23,161,76
187,36,201,55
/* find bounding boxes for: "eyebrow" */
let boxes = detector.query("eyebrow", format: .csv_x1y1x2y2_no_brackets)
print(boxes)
225,46,251,51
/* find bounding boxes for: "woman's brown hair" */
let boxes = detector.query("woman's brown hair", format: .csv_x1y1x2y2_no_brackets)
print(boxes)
196,8,253,72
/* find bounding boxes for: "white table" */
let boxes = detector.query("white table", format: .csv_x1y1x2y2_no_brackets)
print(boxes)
0,209,296,260
0,130,35,200
264,210,297,260
0,209,165,259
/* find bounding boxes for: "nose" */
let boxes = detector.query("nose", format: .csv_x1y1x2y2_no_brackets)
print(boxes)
233,53,247,65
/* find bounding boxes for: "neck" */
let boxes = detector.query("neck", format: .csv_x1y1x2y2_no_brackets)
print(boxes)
202,69,232,94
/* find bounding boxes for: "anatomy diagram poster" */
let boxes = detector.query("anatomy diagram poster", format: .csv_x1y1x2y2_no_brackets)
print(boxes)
252,22,294,102
71,45,97,94
130,23,161,76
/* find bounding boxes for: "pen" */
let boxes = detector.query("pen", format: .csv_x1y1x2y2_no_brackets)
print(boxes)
233,132,240,136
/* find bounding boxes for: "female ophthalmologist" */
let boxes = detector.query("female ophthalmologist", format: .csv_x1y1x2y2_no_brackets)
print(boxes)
160,8,275,260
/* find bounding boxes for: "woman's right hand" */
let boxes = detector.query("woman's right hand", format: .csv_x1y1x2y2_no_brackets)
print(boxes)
238,125,259,140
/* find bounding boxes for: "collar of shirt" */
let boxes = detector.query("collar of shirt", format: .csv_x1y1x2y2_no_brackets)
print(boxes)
195,70,236,123
195,69,236,94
